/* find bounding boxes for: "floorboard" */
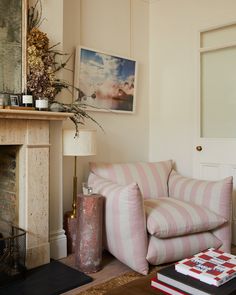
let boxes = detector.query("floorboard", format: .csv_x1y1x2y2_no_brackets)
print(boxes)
60,251,132,294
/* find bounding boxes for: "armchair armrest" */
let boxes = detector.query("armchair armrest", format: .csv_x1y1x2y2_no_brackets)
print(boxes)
168,170,233,252
168,170,232,218
88,172,149,275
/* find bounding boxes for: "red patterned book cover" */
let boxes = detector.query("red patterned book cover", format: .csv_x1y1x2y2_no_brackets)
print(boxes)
175,248,236,287
151,277,190,295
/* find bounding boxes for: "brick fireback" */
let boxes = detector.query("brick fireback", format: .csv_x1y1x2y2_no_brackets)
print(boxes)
0,146,18,224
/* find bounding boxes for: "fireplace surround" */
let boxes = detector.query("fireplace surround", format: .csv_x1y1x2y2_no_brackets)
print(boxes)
0,109,72,269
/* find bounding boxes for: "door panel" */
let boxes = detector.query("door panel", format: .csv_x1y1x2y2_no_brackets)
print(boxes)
194,23,236,245
194,144,236,244
201,47,236,138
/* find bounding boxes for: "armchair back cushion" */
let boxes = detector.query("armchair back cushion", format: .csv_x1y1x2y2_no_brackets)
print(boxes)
168,170,233,252
88,172,149,275
90,160,172,199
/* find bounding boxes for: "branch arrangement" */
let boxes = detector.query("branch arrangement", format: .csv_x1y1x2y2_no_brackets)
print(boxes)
27,0,103,133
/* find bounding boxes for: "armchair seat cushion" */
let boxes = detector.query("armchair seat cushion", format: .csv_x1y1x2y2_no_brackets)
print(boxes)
144,198,226,238
147,232,222,265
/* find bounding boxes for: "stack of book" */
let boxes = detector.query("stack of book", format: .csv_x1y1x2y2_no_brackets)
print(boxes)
151,248,236,295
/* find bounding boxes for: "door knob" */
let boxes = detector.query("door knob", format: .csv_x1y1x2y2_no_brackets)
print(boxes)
196,146,202,151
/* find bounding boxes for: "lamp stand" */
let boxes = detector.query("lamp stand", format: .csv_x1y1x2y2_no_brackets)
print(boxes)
71,156,77,218
63,156,78,254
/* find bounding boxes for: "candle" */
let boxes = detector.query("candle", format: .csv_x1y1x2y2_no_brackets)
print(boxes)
22,95,33,107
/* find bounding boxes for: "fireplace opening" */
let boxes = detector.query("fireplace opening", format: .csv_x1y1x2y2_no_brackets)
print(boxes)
0,220,26,279
0,146,27,280
0,145,19,225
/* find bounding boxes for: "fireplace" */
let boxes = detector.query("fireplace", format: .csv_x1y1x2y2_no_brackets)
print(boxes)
0,109,72,269
0,146,18,224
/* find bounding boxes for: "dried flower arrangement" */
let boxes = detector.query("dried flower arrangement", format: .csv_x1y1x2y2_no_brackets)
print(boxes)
27,0,103,134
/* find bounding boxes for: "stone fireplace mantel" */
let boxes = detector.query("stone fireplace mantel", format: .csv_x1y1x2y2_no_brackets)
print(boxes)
0,109,73,120
0,109,73,269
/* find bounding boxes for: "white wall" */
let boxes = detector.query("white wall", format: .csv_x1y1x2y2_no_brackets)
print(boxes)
61,0,150,212
35,0,236,213
33,0,149,213
79,0,149,163
149,0,236,177
40,0,64,46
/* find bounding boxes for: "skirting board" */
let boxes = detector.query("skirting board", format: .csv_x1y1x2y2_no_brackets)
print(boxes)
50,229,67,259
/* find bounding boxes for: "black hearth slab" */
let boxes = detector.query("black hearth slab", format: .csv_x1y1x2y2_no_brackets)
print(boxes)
0,260,93,295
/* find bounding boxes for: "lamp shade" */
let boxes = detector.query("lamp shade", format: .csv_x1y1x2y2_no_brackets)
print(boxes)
63,129,96,156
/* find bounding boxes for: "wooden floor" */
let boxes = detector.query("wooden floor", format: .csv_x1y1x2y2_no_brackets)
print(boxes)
60,251,133,294
60,246,236,294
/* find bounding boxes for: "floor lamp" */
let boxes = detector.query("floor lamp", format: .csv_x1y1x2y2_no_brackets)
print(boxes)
63,128,96,253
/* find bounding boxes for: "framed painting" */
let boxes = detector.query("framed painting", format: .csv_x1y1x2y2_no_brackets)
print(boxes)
74,46,137,113
0,0,27,94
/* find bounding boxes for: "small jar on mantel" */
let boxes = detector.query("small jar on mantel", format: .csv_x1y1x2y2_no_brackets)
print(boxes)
35,97,48,111
22,94,33,107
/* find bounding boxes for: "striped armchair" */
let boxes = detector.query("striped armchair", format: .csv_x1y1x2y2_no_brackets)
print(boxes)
88,160,233,275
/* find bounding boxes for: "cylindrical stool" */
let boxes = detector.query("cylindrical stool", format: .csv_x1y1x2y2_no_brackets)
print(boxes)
75,194,104,273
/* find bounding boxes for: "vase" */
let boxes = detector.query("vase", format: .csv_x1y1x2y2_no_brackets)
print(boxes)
22,95,33,107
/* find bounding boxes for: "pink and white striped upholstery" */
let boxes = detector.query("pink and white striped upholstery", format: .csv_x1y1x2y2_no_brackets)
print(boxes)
90,160,172,199
168,170,233,252
88,172,149,275
144,198,226,238
88,161,233,273
146,232,222,265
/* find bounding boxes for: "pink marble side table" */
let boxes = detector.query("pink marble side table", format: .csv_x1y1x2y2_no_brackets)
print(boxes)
75,194,104,273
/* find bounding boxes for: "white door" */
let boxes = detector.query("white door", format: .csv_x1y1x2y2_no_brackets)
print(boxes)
193,22,236,244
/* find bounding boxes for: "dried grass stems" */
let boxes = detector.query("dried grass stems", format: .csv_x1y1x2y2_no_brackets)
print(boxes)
27,0,103,134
